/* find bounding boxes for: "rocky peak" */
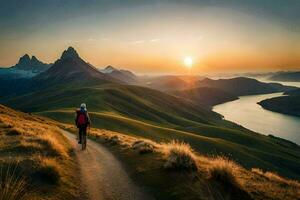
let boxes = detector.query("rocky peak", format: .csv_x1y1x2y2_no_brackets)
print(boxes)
18,54,31,66
60,47,80,60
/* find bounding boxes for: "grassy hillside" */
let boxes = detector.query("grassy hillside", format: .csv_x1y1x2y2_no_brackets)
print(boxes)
2,83,300,180
171,86,239,107
40,109,300,180
64,125,300,200
0,105,82,200
1,83,221,127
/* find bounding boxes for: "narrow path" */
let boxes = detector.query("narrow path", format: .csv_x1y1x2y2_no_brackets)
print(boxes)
61,130,153,200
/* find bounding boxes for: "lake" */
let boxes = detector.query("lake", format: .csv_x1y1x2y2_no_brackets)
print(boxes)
213,92,300,144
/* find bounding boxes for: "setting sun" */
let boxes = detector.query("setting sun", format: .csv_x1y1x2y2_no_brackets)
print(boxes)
184,57,193,68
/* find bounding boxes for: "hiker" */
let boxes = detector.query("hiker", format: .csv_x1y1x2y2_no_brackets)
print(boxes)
75,103,91,144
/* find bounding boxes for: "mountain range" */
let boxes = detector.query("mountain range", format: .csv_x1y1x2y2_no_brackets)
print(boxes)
1,47,300,180
0,54,51,79
32,47,121,86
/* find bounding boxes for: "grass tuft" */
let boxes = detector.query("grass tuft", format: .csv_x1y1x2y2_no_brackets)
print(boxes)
34,158,60,185
252,168,300,188
208,157,239,187
163,140,197,171
107,135,120,145
0,162,29,200
132,140,155,154
6,128,22,136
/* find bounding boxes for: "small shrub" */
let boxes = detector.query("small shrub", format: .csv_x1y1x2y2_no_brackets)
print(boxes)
164,141,197,171
208,157,239,187
6,128,22,136
108,135,120,145
0,163,29,200
132,140,155,154
34,158,60,185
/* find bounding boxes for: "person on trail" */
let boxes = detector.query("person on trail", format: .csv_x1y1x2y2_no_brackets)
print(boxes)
75,103,91,144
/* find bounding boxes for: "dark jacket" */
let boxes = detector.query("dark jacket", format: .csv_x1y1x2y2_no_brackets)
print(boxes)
75,109,91,128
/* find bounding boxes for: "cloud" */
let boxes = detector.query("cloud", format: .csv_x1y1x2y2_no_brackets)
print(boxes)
150,38,160,42
132,40,145,44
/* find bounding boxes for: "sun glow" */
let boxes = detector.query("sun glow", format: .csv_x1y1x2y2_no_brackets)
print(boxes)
184,57,193,68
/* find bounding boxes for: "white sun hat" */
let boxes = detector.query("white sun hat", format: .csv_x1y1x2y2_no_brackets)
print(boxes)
80,103,87,110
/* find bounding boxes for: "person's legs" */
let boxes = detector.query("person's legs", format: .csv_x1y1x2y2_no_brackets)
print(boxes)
82,127,87,143
78,127,83,144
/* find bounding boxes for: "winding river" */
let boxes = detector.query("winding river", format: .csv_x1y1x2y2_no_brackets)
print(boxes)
213,81,300,144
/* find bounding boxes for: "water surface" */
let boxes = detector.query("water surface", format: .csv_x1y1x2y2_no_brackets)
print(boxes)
213,93,300,144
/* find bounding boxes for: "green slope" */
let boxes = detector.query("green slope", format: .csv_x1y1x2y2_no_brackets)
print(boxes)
39,110,300,180
2,83,300,180
171,86,239,107
1,83,221,127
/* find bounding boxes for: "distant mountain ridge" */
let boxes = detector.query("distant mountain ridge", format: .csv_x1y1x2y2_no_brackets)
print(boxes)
269,71,300,82
0,54,51,79
99,65,138,84
199,77,295,96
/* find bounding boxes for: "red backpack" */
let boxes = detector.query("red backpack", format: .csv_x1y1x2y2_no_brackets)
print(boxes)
77,112,87,126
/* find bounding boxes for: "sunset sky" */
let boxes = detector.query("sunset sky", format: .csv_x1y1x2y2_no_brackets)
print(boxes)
0,0,299,74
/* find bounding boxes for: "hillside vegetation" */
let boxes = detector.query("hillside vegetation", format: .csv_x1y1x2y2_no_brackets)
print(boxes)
64,125,300,200
0,105,82,200
2,82,300,180
171,87,239,107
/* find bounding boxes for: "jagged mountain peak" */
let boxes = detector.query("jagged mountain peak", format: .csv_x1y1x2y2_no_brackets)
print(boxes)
60,46,80,60
12,54,49,73
31,55,38,62
18,54,31,65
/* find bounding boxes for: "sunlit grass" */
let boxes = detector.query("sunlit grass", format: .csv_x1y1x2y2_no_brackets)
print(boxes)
0,105,78,199
79,126,300,200
163,140,197,171
0,162,29,200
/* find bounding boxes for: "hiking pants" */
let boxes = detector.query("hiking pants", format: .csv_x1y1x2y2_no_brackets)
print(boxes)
78,126,87,142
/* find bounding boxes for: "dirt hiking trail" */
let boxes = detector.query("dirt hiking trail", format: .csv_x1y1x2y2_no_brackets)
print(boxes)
62,130,153,200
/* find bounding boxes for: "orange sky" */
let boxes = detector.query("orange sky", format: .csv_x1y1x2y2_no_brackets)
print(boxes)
1,3,299,74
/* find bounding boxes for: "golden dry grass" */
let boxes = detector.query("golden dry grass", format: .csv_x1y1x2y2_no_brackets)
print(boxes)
0,162,29,200
208,157,239,187
132,140,156,154
163,140,198,171
73,125,300,200
252,168,300,188
0,105,79,199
